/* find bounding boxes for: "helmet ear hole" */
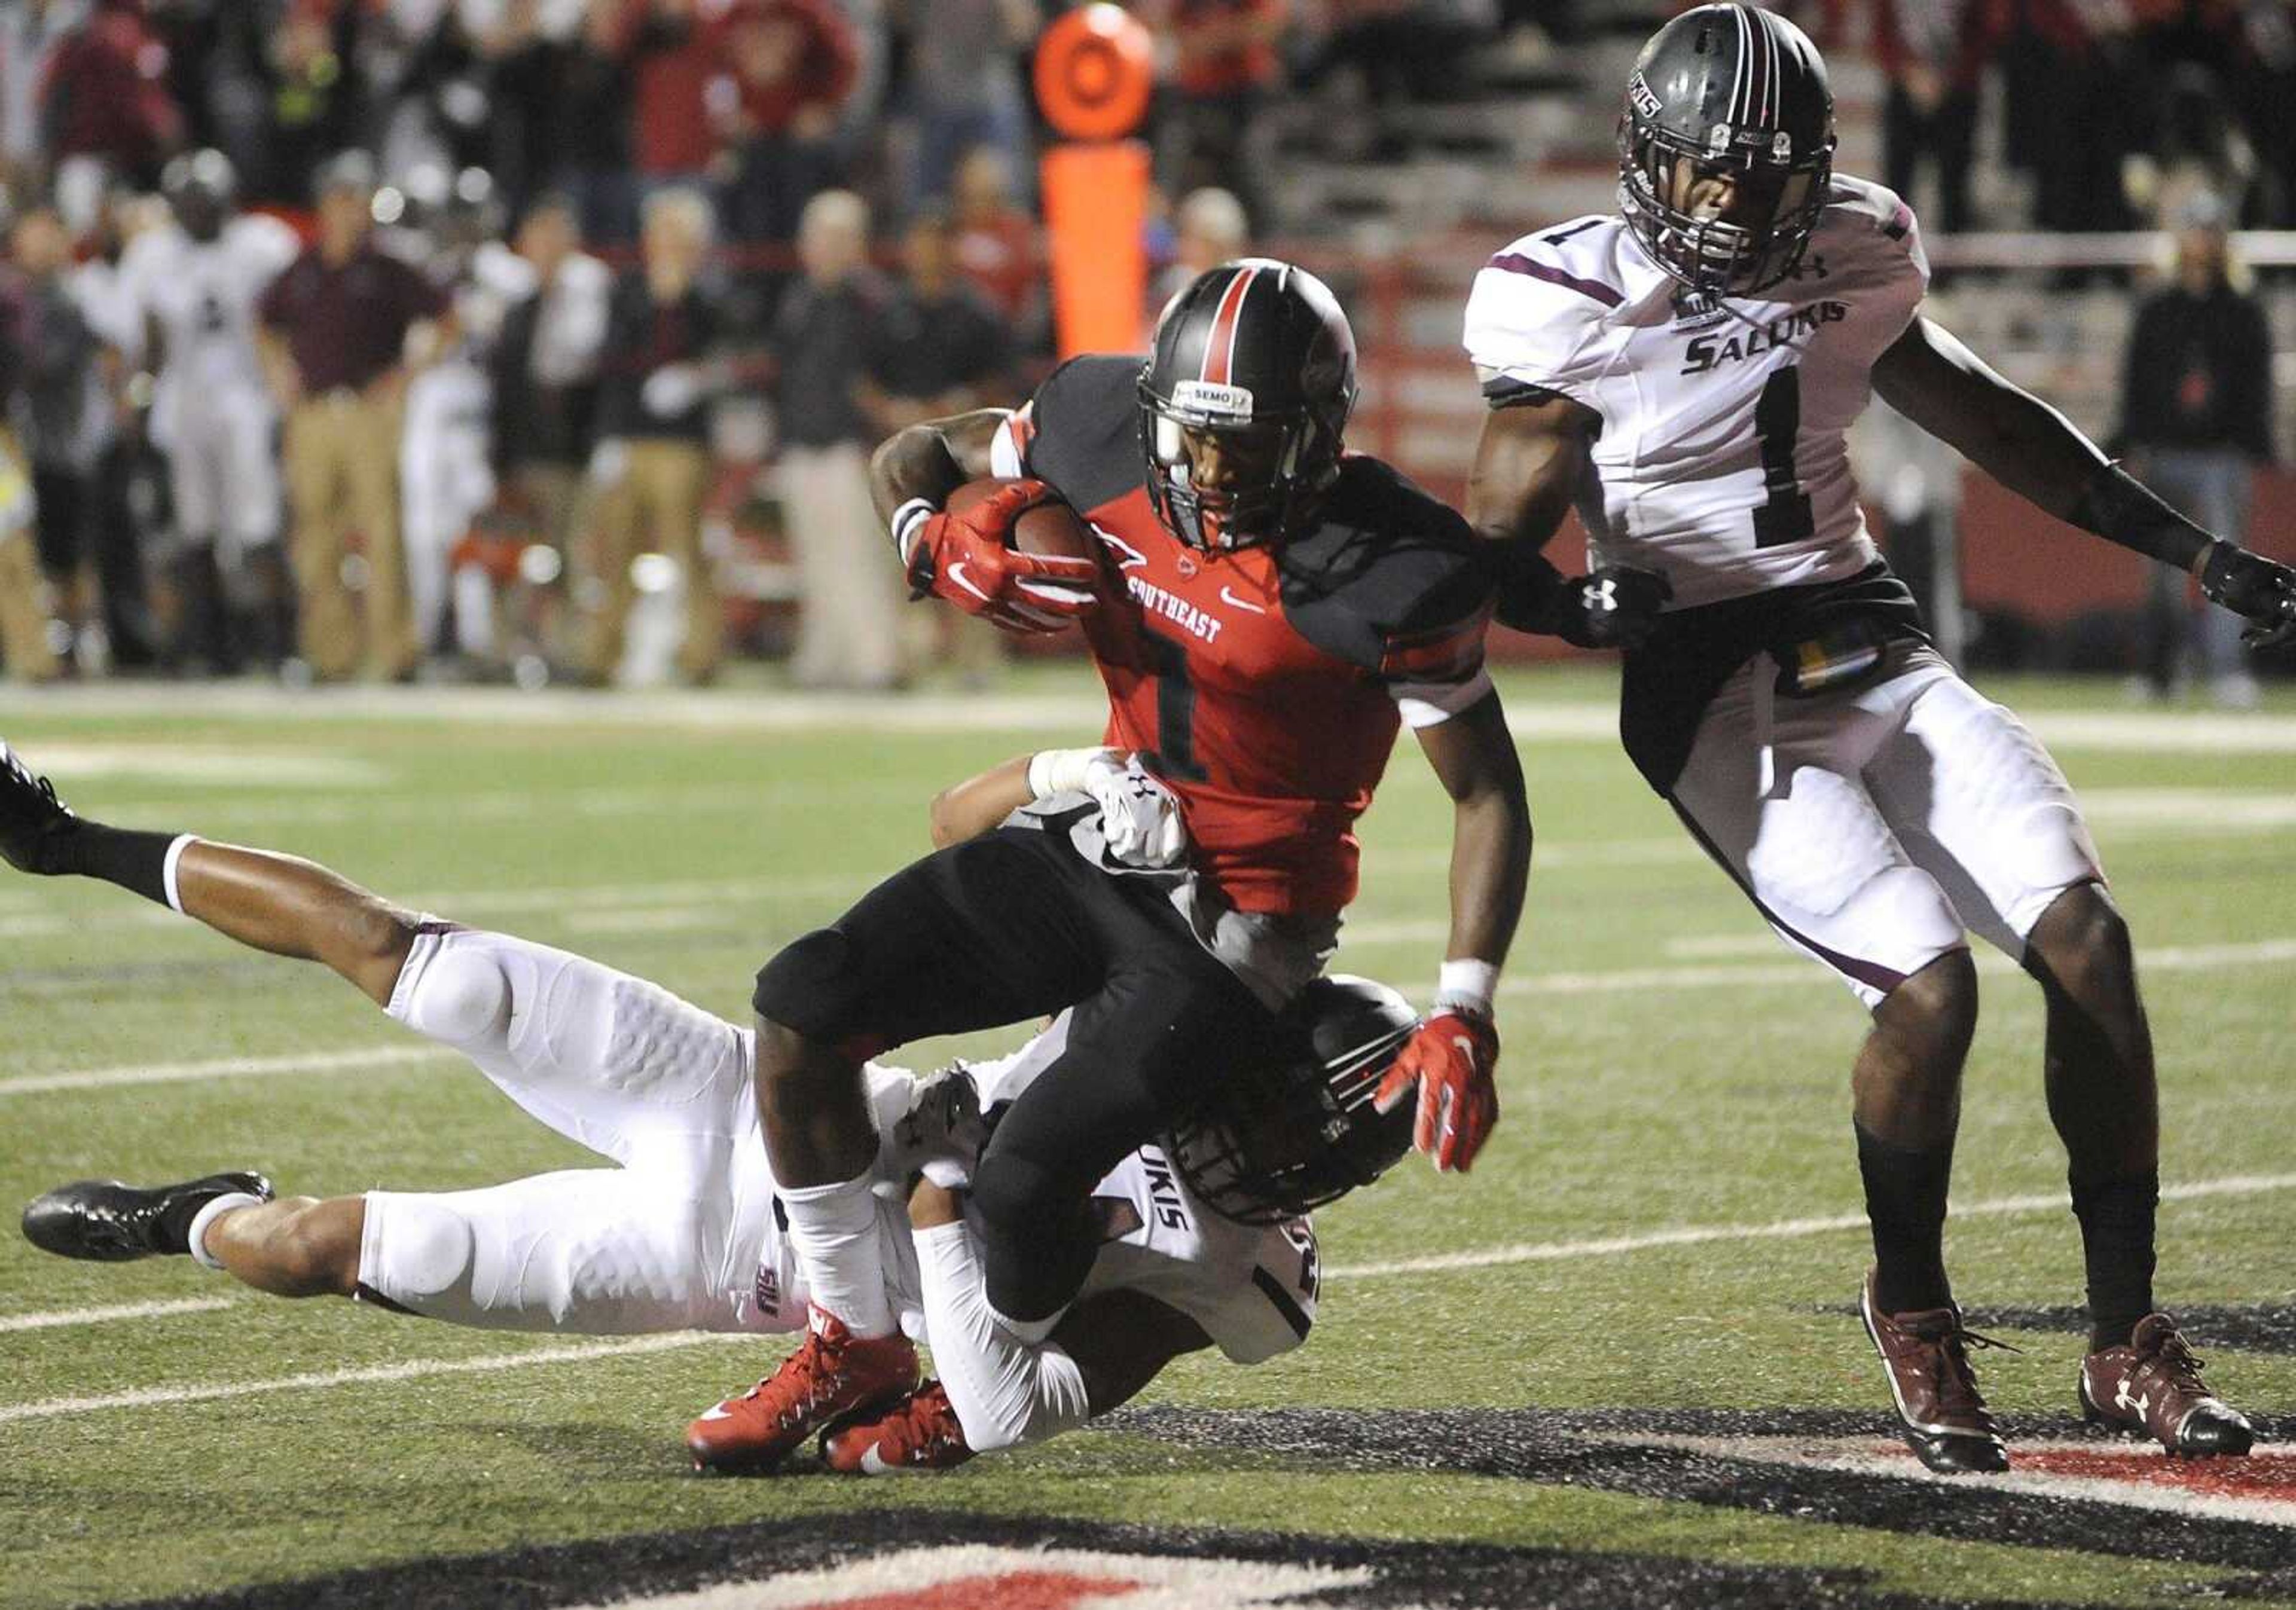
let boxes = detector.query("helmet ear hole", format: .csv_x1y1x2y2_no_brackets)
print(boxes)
1167,975,1421,1224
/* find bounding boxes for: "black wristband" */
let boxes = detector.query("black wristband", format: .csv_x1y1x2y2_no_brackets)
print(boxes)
1491,546,1570,635
2068,461,2213,572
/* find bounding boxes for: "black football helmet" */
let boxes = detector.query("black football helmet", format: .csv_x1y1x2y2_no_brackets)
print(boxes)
1167,974,1419,1225
161,148,236,243
1139,258,1357,553
1619,4,1835,297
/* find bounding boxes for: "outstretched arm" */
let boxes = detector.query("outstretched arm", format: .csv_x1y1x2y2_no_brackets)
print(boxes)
867,407,1100,632
908,1181,1209,1455
1875,314,2296,644
1871,315,2127,537
1373,690,1530,1175
930,754,1036,848
1465,392,1668,644
1418,690,1531,980
930,749,1190,867
1465,390,1596,553
866,407,1009,528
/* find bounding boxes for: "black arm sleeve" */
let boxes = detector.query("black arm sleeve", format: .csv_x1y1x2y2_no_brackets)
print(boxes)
2067,459,2216,571
1489,543,1573,636
2236,298,2276,463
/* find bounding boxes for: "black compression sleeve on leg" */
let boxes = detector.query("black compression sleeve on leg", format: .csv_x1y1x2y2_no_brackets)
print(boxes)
2070,1171,2159,1352
1856,1121,1956,1314
2067,462,2215,572
41,822,180,908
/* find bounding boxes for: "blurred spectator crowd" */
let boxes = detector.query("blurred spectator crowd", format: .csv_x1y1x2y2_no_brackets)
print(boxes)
0,0,1372,689
0,0,2292,689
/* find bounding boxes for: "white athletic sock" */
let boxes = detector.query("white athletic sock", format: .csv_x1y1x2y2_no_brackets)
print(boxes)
160,834,196,914
780,1175,896,1339
185,1192,265,1272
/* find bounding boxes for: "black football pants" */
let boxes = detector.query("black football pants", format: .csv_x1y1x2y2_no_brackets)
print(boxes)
753,807,1281,1322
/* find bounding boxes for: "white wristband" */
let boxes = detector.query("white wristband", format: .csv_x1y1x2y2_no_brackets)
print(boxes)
1026,746,1113,799
890,497,936,567
1434,957,1499,1019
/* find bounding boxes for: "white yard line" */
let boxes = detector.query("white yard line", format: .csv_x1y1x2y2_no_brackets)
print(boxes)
20,744,390,788
0,1297,237,1334
0,1331,753,1426
99,778,918,830
12,936,2296,1098
1501,934,2296,1000
7,1172,2291,1426
0,1044,455,1096
1325,1172,2296,1280
0,871,871,940
13,679,2296,749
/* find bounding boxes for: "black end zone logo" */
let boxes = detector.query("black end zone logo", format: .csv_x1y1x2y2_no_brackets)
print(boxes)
582,1546,1367,1608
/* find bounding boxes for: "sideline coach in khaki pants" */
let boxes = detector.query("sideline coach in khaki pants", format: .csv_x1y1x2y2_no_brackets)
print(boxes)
584,188,725,685
0,429,59,682
770,190,907,692
259,152,454,682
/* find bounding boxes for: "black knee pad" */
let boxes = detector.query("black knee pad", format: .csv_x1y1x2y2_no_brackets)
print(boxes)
753,927,884,1056
971,1149,1095,1324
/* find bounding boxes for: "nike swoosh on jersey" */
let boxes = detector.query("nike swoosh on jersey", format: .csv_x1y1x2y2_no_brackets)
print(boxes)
1219,585,1268,614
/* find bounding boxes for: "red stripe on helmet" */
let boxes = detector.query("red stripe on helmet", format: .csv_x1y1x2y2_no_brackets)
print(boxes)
1200,264,1259,386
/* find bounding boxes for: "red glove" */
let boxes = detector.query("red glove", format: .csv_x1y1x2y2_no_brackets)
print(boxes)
897,480,1100,636
1374,1009,1499,1173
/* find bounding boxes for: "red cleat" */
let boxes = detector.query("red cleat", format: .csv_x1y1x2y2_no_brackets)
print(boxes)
822,1379,975,1475
687,1309,918,1474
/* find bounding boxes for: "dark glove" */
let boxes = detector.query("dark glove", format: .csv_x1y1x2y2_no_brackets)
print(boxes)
1503,563,1671,650
1494,544,1671,648
2199,541,2296,650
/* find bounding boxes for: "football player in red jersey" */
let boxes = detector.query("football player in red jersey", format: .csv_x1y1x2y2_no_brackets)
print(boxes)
700,259,1532,1471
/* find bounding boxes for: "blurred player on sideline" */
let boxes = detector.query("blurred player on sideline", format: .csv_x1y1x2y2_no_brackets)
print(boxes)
2,737,1403,1476
119,149,300,671
1464,4,2282,1472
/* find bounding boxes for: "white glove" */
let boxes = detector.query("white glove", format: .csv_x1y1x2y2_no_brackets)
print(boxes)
640,363,703,417
1082,753,1189,869
1028,747,1190,869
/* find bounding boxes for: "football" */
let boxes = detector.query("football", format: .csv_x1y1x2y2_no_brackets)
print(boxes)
942,476,1100,565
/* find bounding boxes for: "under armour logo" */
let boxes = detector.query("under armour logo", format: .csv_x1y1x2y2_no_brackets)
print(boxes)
1589,578,1621,613
2115,1377,2151,1418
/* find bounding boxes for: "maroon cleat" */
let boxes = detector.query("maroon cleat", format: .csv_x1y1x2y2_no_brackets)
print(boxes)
686,1308,918,1474
1860,1270,2013,1474
821,1379,975,1475
2080,1313,2255,1457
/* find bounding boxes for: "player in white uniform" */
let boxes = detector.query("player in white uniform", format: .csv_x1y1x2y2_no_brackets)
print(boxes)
1463,5,2286,1474
118,151,301,670
4,739,1383,1476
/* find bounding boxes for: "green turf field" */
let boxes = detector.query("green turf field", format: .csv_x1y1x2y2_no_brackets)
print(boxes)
2,667,2291,1609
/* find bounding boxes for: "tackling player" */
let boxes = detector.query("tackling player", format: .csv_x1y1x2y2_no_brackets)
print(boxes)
1463,4,2279,1472
1,739,1407,1475
710,259,1532,1472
